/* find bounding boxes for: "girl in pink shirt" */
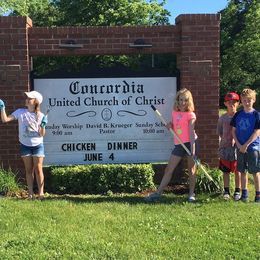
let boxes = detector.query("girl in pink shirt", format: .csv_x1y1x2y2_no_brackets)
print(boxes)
146,88,197,202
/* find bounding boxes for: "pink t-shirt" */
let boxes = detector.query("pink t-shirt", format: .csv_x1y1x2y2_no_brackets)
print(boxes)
172,111,196,144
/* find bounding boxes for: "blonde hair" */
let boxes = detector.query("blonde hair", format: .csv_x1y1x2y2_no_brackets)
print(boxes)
240,88,256,101
173,88,195,112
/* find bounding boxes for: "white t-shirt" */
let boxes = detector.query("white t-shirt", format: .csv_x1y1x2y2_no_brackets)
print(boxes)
12,108,44,147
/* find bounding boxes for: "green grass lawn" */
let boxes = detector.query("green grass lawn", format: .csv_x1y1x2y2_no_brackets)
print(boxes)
0,192,259,259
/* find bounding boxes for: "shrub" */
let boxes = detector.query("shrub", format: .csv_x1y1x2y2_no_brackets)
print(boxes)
196,166,223,194
0,167,21,196
46,164,155,194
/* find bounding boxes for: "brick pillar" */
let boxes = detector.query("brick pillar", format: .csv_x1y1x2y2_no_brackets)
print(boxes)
176,14,220,167
0,16,32,174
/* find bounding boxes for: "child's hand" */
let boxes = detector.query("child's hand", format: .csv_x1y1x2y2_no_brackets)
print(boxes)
193,156,199,165
40,115,48,128
165,122,172,130
0,99,5,111
239,144,247,153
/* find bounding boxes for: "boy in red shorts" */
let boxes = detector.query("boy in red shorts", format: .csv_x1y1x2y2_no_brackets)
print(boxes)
217,92,241,200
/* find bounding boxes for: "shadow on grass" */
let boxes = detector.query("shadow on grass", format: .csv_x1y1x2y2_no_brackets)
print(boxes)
7,184,222,205
41,194,170,205
36,191,222,205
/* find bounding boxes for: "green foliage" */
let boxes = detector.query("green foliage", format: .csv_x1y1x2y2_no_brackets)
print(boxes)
0,0,59,26
196,166,223,194
1,0,170,26
46,164,155,194
51,0,170,26
220,0,260,103
0,167,20,195
33,53,177,78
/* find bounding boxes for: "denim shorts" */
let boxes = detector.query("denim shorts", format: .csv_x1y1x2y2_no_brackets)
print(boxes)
20,143,45,157
237,150,260,174
172,140,199,157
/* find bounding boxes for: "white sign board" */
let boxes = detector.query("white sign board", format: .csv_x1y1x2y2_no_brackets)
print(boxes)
35,77,177,165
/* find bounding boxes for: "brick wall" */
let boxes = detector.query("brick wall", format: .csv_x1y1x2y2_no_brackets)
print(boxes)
0,16,32,173
28,25,180,56
176,14,220,166
0,14,220,176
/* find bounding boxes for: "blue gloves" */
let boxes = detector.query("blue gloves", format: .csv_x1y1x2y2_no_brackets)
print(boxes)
40,115,48,128
0,99,5,111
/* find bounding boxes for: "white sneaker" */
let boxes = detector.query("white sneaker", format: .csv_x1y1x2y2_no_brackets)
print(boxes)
233,192,241,201
223,192,230,200
27,194,36,200
188,194,196,202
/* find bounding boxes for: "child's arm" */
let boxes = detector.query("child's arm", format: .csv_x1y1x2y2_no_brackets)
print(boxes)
38,126,46,137
231,127,241,149
239,129,260,153
216,117,223,137
189,118,196,156
0,100,15,123
216,117,224,146
1,111,15,123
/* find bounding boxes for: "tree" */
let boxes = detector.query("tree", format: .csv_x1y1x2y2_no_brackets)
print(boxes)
0,0,59,26
52,0,170,26
220,0,260,104
0,0,170,26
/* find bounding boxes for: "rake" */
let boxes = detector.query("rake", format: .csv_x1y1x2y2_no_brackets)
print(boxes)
151,105,219,188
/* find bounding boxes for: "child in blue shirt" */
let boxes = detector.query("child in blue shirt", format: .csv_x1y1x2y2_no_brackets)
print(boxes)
230,88,260,202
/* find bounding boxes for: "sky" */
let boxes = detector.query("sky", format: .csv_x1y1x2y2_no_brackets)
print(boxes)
164,0,229,24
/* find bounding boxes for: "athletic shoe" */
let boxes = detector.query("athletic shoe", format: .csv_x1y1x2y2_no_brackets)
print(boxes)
223,192,230,200
233,192,241,201
27,194,35,200
188,194,196,203
38,194,45,201
240,196,248,203
255,196,260,203
144,192,161,202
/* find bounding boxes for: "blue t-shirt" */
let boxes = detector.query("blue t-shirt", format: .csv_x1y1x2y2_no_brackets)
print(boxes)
230,109,260,152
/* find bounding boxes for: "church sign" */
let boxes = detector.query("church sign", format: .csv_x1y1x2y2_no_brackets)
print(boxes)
35,76,177,165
